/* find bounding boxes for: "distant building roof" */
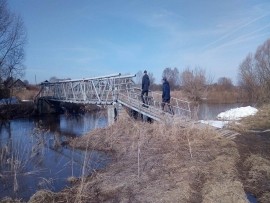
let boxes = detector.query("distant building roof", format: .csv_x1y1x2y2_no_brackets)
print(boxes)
9,79,27,89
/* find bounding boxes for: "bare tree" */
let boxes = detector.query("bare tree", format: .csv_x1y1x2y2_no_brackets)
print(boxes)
180,67,211,102
135,70,155,87
217,77,233,90
162,67,179,90
148,72,155,85
238,53,259,102
0,0,26,81
254,38,270,101
135,71,143,85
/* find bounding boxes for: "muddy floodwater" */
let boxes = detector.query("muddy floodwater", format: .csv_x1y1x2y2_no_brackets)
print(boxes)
0,111,109,201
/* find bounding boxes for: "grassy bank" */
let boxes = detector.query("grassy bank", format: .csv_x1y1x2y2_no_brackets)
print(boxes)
26,115,248,203
38,103,268,203
233,103,270,202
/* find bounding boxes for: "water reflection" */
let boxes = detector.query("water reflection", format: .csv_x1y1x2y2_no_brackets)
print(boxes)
0,111,109,201
197,102,254,120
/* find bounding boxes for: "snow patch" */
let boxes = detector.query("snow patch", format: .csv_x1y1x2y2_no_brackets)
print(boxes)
217,106,258,121
199,120,229,128
199,106,258,129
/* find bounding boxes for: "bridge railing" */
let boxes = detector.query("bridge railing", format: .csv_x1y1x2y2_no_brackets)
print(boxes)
118,87,191,119
38,74,136,105
37,73,192,120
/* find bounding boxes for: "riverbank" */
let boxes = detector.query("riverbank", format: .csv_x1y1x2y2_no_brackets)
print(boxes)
0,100,102,120
27,115,248,202
0,102,35,120
2,104,270,202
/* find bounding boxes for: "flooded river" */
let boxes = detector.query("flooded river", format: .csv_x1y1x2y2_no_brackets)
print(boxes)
0,102,254,200
0,111,109,201
197,102,254,120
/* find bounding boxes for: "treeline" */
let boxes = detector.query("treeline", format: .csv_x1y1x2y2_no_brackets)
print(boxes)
238,38,270,103
136,38,270,104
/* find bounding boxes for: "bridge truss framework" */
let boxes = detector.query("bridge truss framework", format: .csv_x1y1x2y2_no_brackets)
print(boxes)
38,73,192,121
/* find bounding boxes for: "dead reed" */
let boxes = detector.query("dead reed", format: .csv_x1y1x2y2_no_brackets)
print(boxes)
33,115,247,202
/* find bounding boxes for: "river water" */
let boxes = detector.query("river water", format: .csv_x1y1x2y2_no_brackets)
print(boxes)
0,111,109,201
0,102,254,201
197,102,254,120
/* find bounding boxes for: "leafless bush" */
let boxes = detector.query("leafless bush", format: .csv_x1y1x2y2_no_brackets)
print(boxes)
238,53,260,102
217,77,234,90
238,38,270,103
0,0,27,81
135,70,156,86
162,67,180,90
180,67,211,103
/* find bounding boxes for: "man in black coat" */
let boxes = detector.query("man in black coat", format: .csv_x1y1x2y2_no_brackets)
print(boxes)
141,70,150,104
162,77,173,113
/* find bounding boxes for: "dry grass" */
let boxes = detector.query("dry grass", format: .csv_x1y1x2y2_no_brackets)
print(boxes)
240,104,270,130
206,88,248,104
243,154,270,199
28,190,56,203
229,104,270,133
12,89,39,101
0,197,22,203
27,115,247,202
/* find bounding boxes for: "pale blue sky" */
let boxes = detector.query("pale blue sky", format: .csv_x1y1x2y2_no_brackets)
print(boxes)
8,0,270,84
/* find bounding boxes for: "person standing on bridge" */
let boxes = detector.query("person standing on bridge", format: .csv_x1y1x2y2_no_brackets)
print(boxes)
162,77,173,114
141,70,150,106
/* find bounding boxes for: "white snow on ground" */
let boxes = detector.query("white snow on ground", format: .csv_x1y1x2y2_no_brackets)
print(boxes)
199,120,229,128
216,106,258,121
200,106,258,129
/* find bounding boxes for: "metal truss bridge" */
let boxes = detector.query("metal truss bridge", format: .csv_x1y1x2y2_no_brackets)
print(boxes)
37,73,192,122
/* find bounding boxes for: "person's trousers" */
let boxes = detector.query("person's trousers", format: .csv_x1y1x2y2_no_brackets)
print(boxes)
141,90,148,103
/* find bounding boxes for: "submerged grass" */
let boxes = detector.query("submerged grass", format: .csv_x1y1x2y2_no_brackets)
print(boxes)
25,114,248,203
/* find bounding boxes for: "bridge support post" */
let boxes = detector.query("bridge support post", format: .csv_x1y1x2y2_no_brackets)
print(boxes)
36,98,63,115
107,105,117,125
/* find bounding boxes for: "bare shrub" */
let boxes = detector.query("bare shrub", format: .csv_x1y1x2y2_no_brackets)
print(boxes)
238,38,270,102
135,70,156,86
162,67,180,90
0,0,27,81
238,53,260,102
255,38,270,101
180,67,211,103
217,77,234,91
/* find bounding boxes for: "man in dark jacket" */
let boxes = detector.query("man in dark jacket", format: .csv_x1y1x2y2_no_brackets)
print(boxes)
162,77,173,113
141,70,150,104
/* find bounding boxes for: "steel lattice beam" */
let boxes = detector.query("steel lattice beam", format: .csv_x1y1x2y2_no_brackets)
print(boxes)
38,73,192,120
